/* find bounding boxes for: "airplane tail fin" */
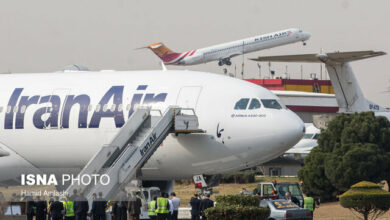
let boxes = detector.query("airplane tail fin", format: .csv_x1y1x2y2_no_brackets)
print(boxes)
145,42,183,64
250,51,387,113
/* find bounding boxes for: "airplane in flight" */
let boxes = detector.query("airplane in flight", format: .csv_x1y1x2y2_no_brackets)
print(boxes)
145,28,311,66
0,70,305,192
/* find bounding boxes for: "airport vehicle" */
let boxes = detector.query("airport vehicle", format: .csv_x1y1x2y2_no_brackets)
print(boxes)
145,28,310,66
0,70,305,195
260,199,313,220
252,182,304,207
273,183,304,207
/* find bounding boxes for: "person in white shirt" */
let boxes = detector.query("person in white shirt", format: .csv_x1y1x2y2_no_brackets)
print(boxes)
170,192,180,220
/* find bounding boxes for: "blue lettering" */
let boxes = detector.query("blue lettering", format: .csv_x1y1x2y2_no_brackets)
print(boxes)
15,95,40,129
62,95,90,128
5,88,23,129
89,86,125,128
33,95,60,129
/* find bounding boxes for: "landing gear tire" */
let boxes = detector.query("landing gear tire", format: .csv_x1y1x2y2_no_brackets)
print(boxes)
226,61,232,66
303,41,306,46
218,61,223,66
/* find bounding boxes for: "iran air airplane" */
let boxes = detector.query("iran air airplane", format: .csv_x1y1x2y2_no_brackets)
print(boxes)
0,70,305,191
145,28,311,66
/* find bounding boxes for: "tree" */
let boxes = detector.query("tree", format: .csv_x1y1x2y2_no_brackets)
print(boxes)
298,112,390,201
340,181,390,220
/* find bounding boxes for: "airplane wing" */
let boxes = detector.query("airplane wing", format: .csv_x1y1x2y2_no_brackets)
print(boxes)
250,50,385,63
0,146,10,157
285,147,314,154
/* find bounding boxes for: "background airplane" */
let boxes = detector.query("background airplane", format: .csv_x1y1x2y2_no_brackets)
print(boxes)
145,28,310,66
253,50,389,158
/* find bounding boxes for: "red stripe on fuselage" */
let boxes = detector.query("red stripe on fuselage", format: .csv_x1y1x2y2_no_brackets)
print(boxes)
189,50,197,56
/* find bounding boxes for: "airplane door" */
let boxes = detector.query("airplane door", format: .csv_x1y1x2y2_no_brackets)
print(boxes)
44,89,70,129
176,86,202,110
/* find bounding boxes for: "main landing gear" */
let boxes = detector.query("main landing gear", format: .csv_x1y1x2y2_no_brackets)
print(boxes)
218,58,232,66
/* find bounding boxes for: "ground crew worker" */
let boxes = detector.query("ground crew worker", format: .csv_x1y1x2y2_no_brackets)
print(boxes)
91,192,107,220
155,192,170,220
35,196,47,220
304,196,315,214
199,194,214,220
50,197,64,220
189,194,201,220
26,196,35,220
148,197,157,220
64,196,75,220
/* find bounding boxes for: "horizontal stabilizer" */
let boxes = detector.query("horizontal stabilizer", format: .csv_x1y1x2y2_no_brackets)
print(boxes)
250,50,386,64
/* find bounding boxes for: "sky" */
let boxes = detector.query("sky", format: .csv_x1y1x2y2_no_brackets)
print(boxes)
0,0,389,106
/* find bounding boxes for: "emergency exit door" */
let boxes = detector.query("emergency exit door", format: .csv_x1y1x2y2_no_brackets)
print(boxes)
176,86,202,110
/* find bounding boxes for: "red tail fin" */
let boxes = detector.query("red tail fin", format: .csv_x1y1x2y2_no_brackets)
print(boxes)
146,42,182,64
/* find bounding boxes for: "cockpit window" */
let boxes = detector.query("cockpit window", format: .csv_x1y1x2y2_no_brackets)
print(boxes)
313,133,319,140
248,99,261,110
303,134,313,139
261,99,282,110
234,98,250,110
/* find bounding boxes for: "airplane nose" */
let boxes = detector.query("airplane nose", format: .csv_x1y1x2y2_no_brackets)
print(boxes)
278,110,305,151
303,32,311,40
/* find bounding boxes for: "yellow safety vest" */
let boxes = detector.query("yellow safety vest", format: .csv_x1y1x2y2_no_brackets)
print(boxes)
148,200,157,216
64,201,75,217
304,197,314,211
156,197,169,214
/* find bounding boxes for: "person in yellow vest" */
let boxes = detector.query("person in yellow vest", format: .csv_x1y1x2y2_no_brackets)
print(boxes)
148,196,157,220
155,193,170,220
304,196,315,215
63,196,75,220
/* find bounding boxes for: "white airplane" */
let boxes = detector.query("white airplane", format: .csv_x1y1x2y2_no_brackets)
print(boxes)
145,28,310,66
284,123,320,159
0,70,305,191
252,50,389,157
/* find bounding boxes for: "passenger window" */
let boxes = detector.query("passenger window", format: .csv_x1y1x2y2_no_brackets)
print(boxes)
110,104,116,112
234,98,250,110
248,99,261,110
13,106,18,113
261,99,282,110
88,104,92,111
103,104,108,112
126,104,131,111
95,104,101,112
118,104,123,112
6,106,11,114
20,105,27,113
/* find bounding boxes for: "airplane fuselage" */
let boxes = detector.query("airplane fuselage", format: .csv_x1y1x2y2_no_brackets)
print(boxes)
0,70,304,184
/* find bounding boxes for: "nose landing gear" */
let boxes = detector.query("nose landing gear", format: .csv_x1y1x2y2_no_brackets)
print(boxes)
302,41,307,46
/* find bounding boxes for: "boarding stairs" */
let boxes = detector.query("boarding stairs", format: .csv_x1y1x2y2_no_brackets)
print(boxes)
65,106,203,201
